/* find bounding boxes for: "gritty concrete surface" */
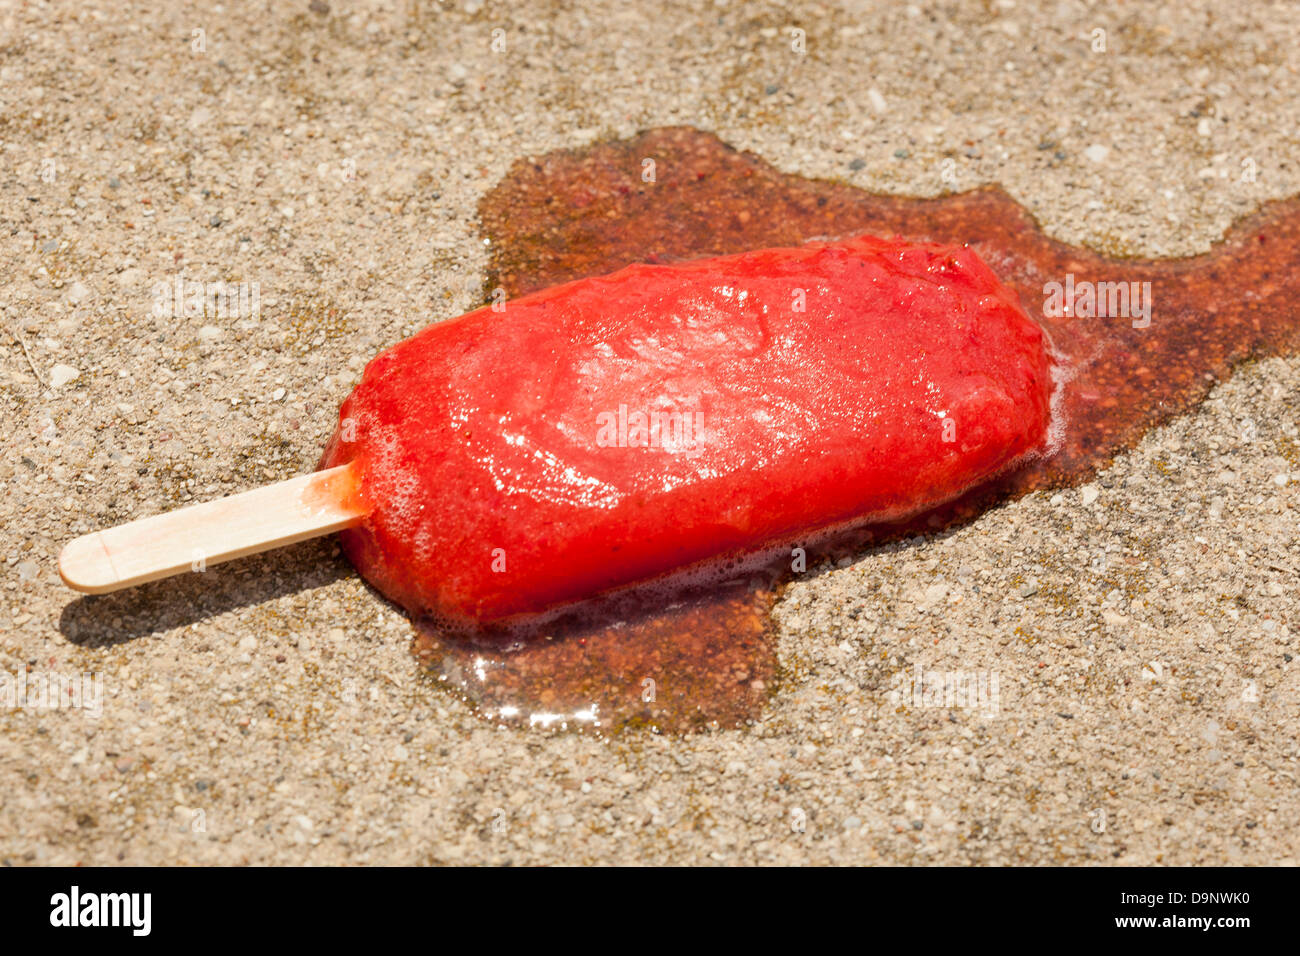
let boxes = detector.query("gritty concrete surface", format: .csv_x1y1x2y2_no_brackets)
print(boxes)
1,0,1298,864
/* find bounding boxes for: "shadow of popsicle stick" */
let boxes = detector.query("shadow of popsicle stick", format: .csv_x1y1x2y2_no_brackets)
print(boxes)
57,536,355,648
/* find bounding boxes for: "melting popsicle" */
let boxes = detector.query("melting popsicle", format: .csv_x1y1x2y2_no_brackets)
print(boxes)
318,234,1055,627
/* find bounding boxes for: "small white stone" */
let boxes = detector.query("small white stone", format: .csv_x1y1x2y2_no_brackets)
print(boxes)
1083,144,1110,164
867,87,888,114
272,387,286,401
198,325,223,341
1273,473,1290,487
67,281,90,302
49,363,80,387
923,583,949,604
1197,117,1213,137
1080,484,1100,506
115,267,144,288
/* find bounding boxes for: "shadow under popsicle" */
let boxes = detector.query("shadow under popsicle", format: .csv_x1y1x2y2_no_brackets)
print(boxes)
58,537,352,647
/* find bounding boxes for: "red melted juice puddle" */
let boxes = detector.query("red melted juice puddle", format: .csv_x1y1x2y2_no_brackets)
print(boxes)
414,126,1300,733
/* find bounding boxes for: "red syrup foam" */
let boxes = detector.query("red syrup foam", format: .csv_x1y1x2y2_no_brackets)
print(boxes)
412,126,1300,733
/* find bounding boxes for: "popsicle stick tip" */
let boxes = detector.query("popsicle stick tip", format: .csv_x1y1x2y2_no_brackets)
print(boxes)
59,532,121,594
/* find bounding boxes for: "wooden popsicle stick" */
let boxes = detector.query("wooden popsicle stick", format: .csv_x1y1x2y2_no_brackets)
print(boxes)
58,463,369,595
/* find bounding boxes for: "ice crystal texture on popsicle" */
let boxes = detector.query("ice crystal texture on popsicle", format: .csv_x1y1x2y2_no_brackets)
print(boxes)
321,235,1054,625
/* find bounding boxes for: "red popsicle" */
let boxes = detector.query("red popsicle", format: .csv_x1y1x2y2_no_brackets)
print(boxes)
319,234,1056,626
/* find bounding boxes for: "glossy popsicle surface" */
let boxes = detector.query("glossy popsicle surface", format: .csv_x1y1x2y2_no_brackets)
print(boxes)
321,234,1054,626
